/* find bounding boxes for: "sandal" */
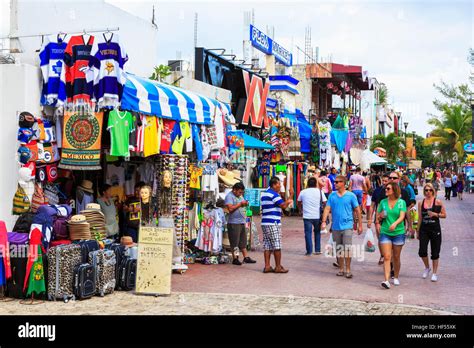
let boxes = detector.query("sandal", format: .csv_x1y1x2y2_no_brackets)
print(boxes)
378,256,384,266
263,267,274,273
336,271,345,276
274,266,289,273
345,272,353,279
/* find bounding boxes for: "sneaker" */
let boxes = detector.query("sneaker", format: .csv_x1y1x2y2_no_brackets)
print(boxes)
431,273,438,282
393,278,400,286
381,281,391,289
243,257,257,264
422,268,431,279
305,253,312,256
232,258,242,266
313,251,322,255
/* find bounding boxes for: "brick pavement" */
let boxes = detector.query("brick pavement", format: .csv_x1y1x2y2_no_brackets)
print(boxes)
172,189,474,315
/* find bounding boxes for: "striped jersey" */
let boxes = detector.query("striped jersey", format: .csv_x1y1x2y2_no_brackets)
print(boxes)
39,34,68,106
261,188,284,225
87,33,128,108
59,35,94,105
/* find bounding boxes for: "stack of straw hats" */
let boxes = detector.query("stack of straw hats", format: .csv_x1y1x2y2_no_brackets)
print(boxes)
68,215,91,240
80,203,107,240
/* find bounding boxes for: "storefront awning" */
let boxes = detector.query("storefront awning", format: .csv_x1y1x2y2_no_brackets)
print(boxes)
243,133,274,150
121,73,231,125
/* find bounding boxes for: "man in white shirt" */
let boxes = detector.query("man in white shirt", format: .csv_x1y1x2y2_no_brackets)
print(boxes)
297,177,327,255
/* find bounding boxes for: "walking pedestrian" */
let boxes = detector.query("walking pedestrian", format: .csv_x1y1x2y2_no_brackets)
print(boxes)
224,182,257,265
443,171,452,200
297,177,327,256
368,173,390,265
456,173,465,200
452,172,458,198
321,175,362,279
348,167,366,208
377,183,407,289
328,168,338,191
417,183,447,282
318,170,332,195
260,177,294,274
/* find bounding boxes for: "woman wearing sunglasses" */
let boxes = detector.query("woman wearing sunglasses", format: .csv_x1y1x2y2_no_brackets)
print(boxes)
377,183,407,289
417,183,446,282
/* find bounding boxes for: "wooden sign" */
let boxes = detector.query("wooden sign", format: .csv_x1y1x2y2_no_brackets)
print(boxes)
135,226,173,295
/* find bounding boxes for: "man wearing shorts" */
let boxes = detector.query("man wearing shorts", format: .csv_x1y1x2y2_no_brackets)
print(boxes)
225,182,257,266
349,167,366,207
321,175,362,278
260,177,293,274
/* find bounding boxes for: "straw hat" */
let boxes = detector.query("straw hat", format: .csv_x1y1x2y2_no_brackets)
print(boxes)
78,180,94,193
217,168,241,187
85,203,101,211
69,215,87,224
230,170,241,180
120,236,137,247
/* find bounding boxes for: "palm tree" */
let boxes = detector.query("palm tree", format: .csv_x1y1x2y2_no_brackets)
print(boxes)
370,133,405,164
377,84,388,106
424,104,471,163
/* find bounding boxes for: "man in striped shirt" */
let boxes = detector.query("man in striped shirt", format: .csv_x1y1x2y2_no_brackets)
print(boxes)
260,177,294,274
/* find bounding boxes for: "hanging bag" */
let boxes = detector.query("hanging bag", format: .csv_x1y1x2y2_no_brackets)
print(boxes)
31,183,48,213
363,228,376,252
12,185,31,215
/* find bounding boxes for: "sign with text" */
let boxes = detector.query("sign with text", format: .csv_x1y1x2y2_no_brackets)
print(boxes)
249,25,293,67
241,70,270,129
136,226,173,295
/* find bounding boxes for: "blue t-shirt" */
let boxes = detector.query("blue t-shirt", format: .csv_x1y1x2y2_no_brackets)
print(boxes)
327,191,359,230
328,173,337,190
261,188,284,225
224,191,246,224
406,184,416,201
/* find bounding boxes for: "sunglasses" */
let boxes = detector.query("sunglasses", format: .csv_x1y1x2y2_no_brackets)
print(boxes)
424,189,434,193
335,180,344,183
389,177,398,180
385,188,392,191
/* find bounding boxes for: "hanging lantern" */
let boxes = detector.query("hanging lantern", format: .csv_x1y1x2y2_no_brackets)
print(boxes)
327,82,334,89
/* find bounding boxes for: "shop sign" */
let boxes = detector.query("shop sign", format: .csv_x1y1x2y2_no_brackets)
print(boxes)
250,24,272,55
266,97,278,109
249,25,293,67
135,226,173,295
241,70,270,129
272,41,292,66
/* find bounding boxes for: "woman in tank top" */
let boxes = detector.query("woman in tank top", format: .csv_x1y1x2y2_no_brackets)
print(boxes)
417,183,446,282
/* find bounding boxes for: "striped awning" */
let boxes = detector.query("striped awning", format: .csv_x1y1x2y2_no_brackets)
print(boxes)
121,73,231,125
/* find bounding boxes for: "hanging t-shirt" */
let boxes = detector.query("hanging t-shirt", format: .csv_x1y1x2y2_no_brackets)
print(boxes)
87,33,128,108
189,165,204,189
160,119,176,153
171,121,190,155
59,35,94,105
143,116,159,157
107,110,134,157
39,34,68,106
106,164,125,186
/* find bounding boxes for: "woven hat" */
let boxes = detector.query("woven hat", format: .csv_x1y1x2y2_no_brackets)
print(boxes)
68,220,91,240
69,215,87,224
217,168,240,187
84,203,101,211
230,170,241,180
78,180,94,193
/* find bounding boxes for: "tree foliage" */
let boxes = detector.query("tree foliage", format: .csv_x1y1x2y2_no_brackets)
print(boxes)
370,133,405,164
150,64,171,82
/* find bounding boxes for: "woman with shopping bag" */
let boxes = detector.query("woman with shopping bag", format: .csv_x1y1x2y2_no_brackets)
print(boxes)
376,183,407,289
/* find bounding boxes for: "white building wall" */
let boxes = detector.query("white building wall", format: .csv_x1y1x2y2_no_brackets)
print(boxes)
0,64,42,229
292,64,312,116
361,90,376,141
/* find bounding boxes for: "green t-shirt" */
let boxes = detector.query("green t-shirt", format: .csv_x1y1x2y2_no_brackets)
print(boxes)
377,198,407,236
108,110,134,157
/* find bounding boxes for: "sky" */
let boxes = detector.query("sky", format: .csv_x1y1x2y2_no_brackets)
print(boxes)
2,0,471,135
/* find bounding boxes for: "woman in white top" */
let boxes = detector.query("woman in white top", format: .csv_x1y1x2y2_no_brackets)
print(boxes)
97,184,119,239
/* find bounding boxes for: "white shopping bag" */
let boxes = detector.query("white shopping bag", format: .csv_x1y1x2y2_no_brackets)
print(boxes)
363,228,376,252
320,227,328,235
325,233,335,257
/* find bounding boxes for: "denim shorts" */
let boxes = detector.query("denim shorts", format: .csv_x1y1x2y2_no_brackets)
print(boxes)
379,233,406,246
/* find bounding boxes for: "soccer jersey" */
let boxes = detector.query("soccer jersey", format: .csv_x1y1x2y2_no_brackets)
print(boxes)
87,33,128,108
143,116,159,157
59,35,94,105
107,110,134,157
160,119,176,153
39,34,68,106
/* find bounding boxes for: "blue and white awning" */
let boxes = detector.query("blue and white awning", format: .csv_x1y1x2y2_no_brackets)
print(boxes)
121,73,231,125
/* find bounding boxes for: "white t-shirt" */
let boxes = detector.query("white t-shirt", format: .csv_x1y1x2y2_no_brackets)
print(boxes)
297,188,327,219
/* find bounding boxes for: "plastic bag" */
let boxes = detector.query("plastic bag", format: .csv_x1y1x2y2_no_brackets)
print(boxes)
364,228,376,252
320,227,328,235
325,233,335,257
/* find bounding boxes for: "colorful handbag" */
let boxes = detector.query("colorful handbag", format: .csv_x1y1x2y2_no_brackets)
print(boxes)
183,253,196,264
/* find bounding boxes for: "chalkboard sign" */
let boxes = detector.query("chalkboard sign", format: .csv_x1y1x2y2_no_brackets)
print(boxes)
135,226,173,295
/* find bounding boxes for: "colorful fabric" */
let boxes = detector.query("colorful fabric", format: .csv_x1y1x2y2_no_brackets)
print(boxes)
0,220,11,281
24,228,46,296
227,130,245,163
107,110,134,157
60,111,103,170
59,35,94,105
39,34,68,106
87,33,128,108
12,185,31,215
160,119,176,153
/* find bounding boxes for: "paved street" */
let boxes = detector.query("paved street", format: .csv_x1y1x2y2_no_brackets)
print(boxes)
172,189,474,315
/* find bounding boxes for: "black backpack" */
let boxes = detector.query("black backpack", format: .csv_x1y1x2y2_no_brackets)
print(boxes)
12,212,35,233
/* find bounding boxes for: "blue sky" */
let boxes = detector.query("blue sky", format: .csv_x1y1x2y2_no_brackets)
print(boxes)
102,0,472,133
